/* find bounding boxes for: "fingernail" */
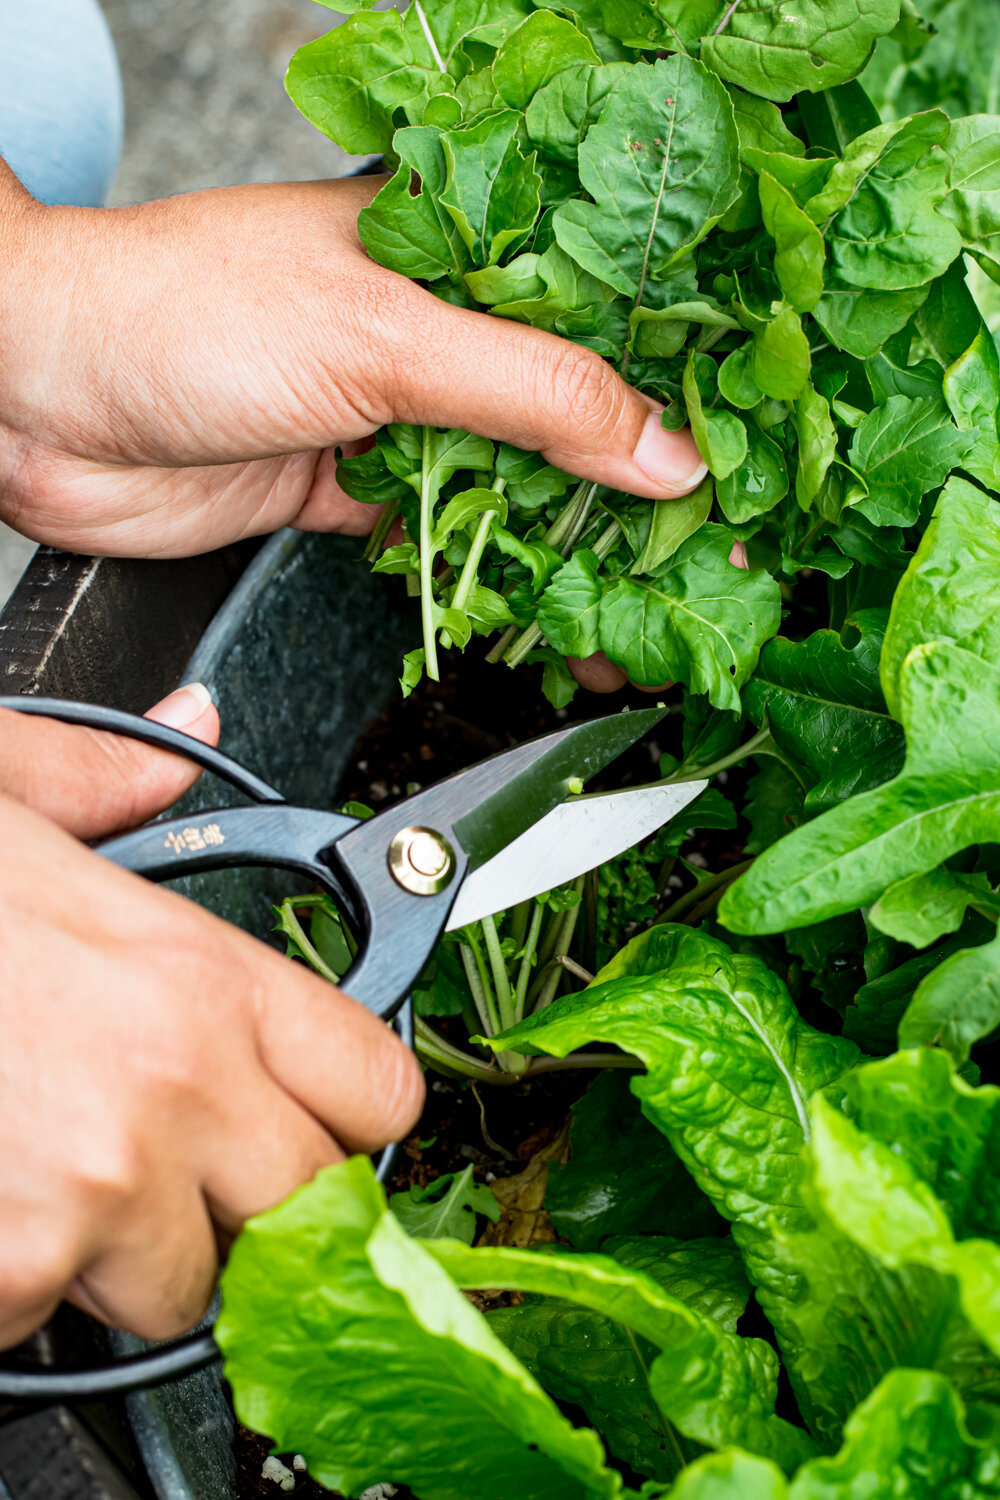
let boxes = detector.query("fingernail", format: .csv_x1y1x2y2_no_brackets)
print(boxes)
147,682,214,730
633,411,708,494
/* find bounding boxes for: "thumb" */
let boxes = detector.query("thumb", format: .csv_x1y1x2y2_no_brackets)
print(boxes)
363,280,708,502
0,683,220,839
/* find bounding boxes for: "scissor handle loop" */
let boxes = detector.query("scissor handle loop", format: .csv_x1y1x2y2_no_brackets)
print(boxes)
0,695,415,1405
0,695,286,804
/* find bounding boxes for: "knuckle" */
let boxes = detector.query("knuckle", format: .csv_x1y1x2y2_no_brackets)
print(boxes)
545,344,624,440
70,1130,145,1208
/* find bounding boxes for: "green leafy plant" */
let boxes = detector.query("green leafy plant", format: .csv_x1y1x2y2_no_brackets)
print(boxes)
286,0,996,709
218,936,1000,1497
218,1,1000,1493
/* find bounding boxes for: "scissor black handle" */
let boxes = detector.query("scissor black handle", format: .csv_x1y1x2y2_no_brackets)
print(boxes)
0,695,425,1405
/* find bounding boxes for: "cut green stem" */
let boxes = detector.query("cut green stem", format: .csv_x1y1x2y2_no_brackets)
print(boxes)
482,914,517,1034
654,858,754,927
513,899,546,1024
459,932,501,1038
419,425,440,681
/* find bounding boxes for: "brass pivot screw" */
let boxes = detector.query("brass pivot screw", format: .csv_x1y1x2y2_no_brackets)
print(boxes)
388,826,456,895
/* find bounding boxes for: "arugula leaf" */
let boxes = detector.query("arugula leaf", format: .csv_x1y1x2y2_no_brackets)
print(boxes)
820,112,962,292
388,1164,501,1243
632,474,714,574
846,395,973,528
942,113,1000,267
748,305,812,403
942,318,1000,487
742,611,905,811
359,126,473,281
717,423,788,525
537,547,603,658
793,383,838,511
700,0,901,103
683,353,748,480
598,525,781,709
218,1157,624,1500
492,11,600,109
441,111,542,266
813,280,931,359
286,9,450,154
524,60,631,166
553,55,741,298
759,173,825,313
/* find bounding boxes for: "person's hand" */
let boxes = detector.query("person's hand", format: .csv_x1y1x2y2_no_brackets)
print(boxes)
0,685,423,1349
0,162,706,559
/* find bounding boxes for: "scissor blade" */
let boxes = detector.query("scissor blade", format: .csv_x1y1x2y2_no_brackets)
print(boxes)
450,705,667,872
446,778,707,930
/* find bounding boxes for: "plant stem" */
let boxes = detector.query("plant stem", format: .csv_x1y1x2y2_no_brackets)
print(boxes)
412,0,448,71
459,934,501,1037
509,899,531,951
543,480,598,554
278,906,340,985
558,954,595,985
482,914,516,1031
441,480,506,650
419,426,440,680
502,620,546,669
582,867,599,978
486,624,518,664
714,0,744,33
653,858,754,927
660,724,777,785
363,497,401,562
503,520,622,668
531,879,585,1010
415,1017,520,1084
513,899,546,1023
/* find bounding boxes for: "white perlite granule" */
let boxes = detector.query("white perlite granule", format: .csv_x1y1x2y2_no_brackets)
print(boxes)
261,1455,296,1492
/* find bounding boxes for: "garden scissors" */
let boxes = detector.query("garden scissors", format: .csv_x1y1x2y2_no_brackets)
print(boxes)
0,694,706,1404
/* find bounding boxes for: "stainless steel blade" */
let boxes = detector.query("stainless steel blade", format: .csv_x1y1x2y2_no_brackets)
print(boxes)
450,705,668,872
446,778,708,930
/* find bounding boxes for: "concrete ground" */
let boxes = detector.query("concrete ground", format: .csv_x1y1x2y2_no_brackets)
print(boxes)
0,0,355,605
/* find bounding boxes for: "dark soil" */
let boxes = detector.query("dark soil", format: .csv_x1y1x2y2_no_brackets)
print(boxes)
234,644,723,1499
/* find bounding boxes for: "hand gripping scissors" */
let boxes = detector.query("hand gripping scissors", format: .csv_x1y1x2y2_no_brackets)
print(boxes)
0,695,706,1404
